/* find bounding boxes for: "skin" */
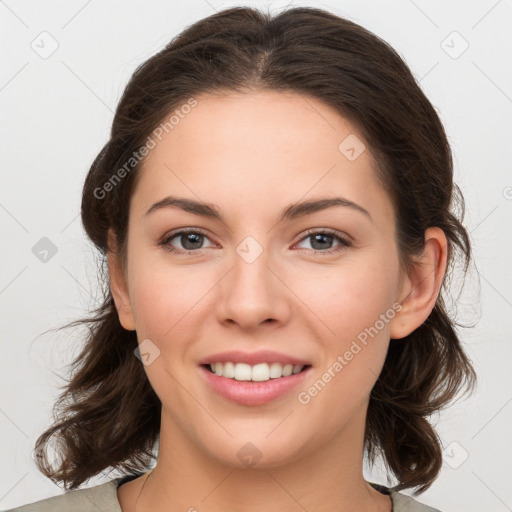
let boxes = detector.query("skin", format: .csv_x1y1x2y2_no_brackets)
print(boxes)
110,89,447,512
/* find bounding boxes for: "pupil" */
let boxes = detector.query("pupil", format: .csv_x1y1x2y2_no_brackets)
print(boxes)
311,234,332,250
182,233,202,250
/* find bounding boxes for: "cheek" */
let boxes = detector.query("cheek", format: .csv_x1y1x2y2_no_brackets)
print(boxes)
296,263,397,423
127,256,215,343
298,256,400,343
126,263,213,397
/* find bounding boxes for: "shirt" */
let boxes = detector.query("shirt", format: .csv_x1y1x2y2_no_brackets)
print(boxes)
3,475,442,512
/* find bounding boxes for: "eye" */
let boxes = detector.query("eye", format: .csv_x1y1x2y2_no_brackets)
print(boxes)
159,229,215,253
294,229,352,254
159,228,352,255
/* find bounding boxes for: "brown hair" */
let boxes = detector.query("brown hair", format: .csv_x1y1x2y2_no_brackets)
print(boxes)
34,5,477,494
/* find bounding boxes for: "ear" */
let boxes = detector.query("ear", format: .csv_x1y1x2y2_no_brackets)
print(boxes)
107,229,136,331
390,227,448,339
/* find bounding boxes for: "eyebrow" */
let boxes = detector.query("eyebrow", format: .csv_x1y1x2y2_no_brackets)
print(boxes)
145,195,372,223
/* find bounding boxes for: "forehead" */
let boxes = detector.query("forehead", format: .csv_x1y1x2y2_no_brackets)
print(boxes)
151,89,363,162
132,90,393,226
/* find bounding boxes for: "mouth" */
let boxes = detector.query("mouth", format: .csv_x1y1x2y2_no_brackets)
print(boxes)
202,362,312,381
199,362,313,406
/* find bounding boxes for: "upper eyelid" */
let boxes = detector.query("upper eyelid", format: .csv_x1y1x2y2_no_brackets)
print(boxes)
299,227,352,241
162,228,216,248
162,227,213,243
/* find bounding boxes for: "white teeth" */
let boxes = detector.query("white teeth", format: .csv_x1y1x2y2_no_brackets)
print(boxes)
234,363,252,381
222,361,235,378
252,363,270,381
283,364,293,377
269,362,283,378
208,362,305,381
292,364,303,375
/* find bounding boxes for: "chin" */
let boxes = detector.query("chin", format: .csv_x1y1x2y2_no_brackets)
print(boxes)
201,433,310,470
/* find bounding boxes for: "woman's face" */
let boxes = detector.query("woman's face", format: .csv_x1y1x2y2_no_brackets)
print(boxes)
113,90,410,468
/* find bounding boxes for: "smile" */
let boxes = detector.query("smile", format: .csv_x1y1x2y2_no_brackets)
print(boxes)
206,362,307,381
199,363,312,406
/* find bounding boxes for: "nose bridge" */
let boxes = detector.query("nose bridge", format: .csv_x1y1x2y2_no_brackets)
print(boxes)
218,234,288,327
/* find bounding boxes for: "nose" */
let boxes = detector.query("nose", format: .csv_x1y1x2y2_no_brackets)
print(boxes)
216,240,291,331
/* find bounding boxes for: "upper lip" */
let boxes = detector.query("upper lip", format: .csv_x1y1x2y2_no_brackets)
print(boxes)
198,350,311,367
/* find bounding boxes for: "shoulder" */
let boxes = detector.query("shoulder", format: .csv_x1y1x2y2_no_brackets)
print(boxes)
2,478,124,512
368,481,443,512
390,489,443,512
6,478,444,512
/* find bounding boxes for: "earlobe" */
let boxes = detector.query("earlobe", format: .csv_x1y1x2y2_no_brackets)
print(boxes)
107,229,136,331
390,227,448,339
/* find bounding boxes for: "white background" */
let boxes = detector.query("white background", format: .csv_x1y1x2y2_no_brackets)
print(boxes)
1,1,511,511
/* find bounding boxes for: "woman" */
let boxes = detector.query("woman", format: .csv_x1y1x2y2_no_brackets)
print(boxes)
6,5,476,512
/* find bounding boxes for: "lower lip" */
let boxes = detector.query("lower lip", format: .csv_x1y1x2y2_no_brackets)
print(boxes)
199,365,311,406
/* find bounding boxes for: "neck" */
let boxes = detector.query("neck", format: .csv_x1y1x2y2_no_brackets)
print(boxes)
130,405,391,512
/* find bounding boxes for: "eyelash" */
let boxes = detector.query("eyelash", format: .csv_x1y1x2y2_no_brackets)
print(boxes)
159,228,352,255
